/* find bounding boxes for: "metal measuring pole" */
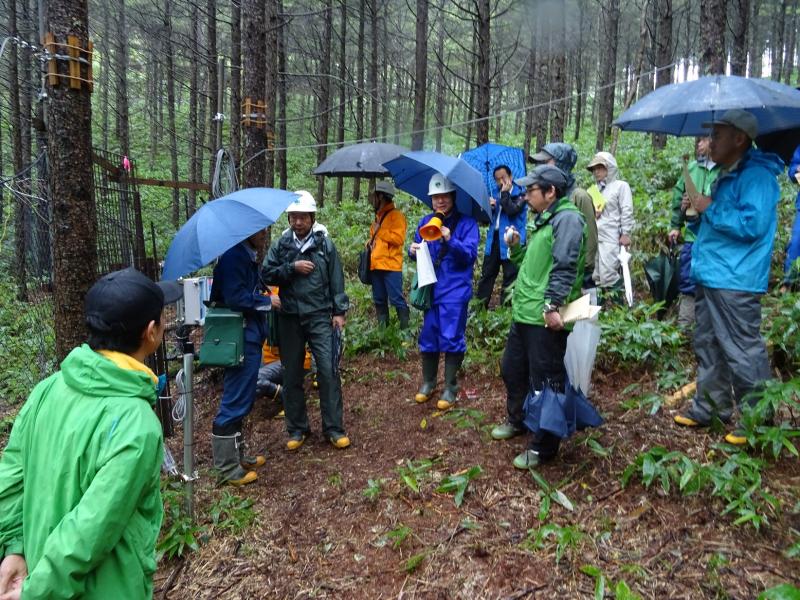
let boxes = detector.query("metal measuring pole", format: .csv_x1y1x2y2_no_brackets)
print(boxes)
182,341,195,518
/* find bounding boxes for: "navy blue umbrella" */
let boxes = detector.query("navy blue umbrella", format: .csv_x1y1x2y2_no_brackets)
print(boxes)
382,151,491,222
162,188,298,280
460,142,527,200
523,382,604,439
614,75,800,137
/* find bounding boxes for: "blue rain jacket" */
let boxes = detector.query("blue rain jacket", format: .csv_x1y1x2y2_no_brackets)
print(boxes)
411,211,479,305
790,145,800,210
689,147,784,293
484,185,528,260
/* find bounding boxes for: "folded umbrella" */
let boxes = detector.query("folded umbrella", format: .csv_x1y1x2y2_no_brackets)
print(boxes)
162,188,298,280
619,246,634,307
522,381,604,439
382,151,491,222
645,249,680,308
314,142,410,177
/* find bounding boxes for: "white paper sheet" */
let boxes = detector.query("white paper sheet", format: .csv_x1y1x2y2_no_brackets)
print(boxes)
416,241,438,287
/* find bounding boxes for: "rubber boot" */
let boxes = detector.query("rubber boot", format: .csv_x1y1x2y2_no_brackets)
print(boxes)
375,303,390,327
415,352,439,403
238,432,266,470
437,352,463,410
212,433,257,486
396,306,410,330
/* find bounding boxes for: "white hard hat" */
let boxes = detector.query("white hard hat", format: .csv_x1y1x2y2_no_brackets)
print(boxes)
286,190,317,213
428,173,455,195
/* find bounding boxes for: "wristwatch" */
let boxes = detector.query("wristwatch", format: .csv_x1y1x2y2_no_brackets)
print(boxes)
543,302,559,314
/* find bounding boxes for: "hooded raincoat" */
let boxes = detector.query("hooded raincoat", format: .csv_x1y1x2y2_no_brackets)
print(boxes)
0,344,163,599
689,147,784,293
587,152,634,244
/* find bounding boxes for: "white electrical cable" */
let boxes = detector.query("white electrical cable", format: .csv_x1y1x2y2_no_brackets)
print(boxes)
170,368,187,422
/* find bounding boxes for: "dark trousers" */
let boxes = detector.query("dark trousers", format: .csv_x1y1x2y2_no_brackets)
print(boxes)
213,339,263,433
678,242,695,295
688,285,771,424
501,321,568,459
476,231,519,308
279,313,345,439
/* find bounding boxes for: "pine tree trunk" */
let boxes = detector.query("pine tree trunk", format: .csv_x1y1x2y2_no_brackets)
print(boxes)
782,0,797,84
369,0,379,139
188,4,200,214
265,0,277,187
652,0,672,150
772,0,787,80
533,15,550,150
574,0,588,140
549,2,567,143
46,0,97,360
353,0,365,200
475,0,491,145
465,31,477,152
230,0,242,172
277,0,288,189
101,7,110,151
115,0,130,156
434,0,446,152
700,0,727,75
749,0,763,77
730,0,750,76
335,0,346,204
242,0,266,189
316,0,333,206
164,0,180,227
596,0,620,151
523,29,536,160
207,0,218,184
411,0,428,150
10,0,27,301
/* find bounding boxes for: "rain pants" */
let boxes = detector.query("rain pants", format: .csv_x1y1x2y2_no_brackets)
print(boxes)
410,211,479,353
0,344,163,599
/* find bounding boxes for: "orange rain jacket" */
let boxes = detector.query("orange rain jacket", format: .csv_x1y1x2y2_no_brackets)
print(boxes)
369,202,407,272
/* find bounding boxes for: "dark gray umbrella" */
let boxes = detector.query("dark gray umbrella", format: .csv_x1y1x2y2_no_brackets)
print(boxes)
314,142,409,177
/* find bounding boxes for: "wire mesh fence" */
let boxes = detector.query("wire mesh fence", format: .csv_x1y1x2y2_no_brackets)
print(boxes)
0,149,173,435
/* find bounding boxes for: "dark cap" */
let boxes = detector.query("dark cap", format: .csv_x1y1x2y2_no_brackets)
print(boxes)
85,268,183,334
528,148,554,164
701,109,758,140
514,164,569,192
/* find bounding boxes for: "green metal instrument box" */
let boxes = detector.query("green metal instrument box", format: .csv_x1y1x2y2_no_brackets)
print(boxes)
199,307,245,367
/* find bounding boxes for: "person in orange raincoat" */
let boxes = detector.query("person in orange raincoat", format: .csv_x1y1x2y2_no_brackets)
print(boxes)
368,181,409,328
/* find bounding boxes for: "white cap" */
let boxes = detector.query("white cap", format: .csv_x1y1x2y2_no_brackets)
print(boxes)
286,190,317,213
428,173,455,195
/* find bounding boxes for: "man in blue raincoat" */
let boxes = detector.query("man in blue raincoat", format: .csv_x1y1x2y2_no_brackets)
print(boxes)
409,173,479,411
475,165,527,309
782,143,800,291
673,109,784,444
210,228,277,486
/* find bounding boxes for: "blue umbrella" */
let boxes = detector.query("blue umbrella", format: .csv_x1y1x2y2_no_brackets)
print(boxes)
382,151,491,222
614,75,800,136
162,188,298,280
522,381,604,439
460,143,527,200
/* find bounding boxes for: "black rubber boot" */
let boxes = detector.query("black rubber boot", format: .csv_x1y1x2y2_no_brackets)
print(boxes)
375,303,390,327
238,432,266,470
438,352,464,409
212,433,257,486
415,352,439,403
396,306,410,329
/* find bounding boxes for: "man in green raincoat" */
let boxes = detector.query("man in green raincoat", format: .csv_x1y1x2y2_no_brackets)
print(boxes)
0,268,182,599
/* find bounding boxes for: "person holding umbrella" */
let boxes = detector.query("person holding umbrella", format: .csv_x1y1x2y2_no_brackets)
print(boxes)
409,173,479,410
474,165,528,310
673,109,784,444
263,192,351,451
367,181,410,328
489,165,587,468
209,227,277,486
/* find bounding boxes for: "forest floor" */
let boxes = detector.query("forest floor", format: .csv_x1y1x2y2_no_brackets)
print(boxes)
155,344,800,600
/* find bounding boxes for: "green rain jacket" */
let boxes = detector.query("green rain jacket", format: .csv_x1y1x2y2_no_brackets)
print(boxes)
263,229,350,317
670,157,720,242
0,344,163,599
509,197,586,327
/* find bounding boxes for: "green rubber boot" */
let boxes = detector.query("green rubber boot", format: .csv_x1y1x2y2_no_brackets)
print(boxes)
415,352,439,403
